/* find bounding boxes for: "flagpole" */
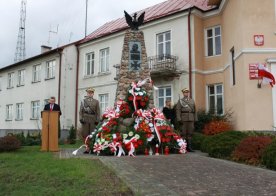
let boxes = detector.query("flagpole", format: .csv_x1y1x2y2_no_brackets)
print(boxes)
85,0,88,37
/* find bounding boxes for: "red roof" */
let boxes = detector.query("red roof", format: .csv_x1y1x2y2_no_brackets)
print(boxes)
81,0,216,44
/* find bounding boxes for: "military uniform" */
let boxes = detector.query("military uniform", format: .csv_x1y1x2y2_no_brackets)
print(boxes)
175,88,197,152
79,88,100,139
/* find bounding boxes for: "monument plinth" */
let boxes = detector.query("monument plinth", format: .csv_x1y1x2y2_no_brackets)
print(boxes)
116,29,154,108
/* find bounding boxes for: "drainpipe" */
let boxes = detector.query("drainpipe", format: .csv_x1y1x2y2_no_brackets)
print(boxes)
58,49,63,105
188,7,192,98
75,46,80,129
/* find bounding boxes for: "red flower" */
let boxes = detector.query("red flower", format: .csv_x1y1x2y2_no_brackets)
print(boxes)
137,139,143,145
136,96,142,100
140,101,146,107
128,96,133,101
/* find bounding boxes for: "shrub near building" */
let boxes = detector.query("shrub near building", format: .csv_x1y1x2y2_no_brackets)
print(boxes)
232,136,273,165
0,135,21,152
200,131,247,159
262,139,276,170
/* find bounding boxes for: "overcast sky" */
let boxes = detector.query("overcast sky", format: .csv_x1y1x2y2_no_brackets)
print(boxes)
0,0,166,68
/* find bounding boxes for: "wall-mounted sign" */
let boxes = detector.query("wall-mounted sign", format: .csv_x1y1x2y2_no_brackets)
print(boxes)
254,35,264,46
249,63,265,80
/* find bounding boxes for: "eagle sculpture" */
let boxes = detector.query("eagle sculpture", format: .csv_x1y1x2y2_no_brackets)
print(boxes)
124,10,145,31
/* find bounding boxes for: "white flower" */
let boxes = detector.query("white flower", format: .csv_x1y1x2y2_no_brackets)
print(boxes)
101,138,105,143
139,92,144,96
134,134,140,139
149,123,153,127
129,90,132,93
136,87,140,91
128,131,134,137
123,134,128,139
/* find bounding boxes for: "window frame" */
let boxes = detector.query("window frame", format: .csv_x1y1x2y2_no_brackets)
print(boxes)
31,100,40,119
157,86,172,109
16,103,24,120
85,52,95,76
99,48,109,73
206,84,224,115
98,93,109,115
205,25,222,57
156,31,171,60
33,64,41,83
6,104,13,120
46,60,56,79
18,69,25,86
7,72,14,88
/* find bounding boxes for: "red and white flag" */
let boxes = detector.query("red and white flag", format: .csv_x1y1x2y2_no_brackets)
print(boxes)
258,64,275,87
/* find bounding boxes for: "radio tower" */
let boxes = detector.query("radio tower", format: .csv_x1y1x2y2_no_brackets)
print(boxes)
14,0,27,63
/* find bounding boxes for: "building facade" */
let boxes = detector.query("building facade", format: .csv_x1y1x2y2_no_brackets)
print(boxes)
1,0,276,137
0,44,78,137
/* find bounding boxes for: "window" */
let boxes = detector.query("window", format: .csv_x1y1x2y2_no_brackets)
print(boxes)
16,103,23,120
46,60,56,79
85,52,95,76
33,64,41,82
6,104,13,120
18,69,25,86
207,84,224,115
31,101,40,119
99,94,109,115
157,86,172,109
230,47,236,85
157,31,171,59
99,48,109,73
205,26,221,56
7,72,14,88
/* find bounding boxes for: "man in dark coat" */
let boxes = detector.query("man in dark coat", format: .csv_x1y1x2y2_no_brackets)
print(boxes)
44,96,62,115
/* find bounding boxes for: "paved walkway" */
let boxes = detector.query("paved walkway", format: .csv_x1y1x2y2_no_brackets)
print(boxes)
60,149,276,196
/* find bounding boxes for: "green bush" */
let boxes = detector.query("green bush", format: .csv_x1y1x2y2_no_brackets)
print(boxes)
201,131,247,159
191,132,206,150
262,139,276,170
0,135,21,152
67,125,76,144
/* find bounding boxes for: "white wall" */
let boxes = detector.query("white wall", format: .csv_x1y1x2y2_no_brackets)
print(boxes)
77,13,189,126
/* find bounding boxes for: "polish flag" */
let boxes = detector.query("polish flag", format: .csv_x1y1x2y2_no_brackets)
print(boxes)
258,64,275,87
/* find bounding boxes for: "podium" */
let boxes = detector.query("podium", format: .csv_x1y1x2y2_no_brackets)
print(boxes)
41,111,59,152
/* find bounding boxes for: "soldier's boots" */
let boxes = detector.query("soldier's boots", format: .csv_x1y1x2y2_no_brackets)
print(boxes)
186,139,194,152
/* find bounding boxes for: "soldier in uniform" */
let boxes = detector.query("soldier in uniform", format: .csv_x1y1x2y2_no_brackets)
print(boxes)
79,87,100,153
176,88,197,152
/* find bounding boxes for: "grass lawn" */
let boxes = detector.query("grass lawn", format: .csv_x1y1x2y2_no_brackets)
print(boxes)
0,146,133,196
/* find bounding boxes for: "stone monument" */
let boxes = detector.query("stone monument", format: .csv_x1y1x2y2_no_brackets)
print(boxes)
116,11,154,108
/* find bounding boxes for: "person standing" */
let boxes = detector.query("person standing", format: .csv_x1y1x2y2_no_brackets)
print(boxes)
162,99,175,126
79,87,100,153
176,88,197,152
44,96,62,115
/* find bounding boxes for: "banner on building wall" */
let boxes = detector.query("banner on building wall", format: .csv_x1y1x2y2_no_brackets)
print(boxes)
249,63,263,80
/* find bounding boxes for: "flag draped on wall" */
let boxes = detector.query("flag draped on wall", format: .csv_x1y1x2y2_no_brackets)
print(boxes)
258,64,276,87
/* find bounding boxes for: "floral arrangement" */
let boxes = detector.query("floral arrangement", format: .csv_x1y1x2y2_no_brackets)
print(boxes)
73,79,187,156
127,80,150,110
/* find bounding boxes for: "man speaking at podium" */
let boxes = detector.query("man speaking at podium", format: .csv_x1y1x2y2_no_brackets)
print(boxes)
44,96,62,115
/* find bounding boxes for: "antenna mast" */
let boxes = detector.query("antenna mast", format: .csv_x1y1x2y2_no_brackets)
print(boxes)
14,0,27,63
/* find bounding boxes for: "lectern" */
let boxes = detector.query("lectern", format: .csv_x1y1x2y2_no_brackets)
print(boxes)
41,111,59,152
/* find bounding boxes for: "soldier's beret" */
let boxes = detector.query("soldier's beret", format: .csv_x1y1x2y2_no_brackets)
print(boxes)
182,88,190,93
86,87,95,92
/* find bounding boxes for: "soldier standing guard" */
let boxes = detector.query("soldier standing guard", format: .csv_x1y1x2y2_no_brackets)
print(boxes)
79,87,100,153
176,88,197,152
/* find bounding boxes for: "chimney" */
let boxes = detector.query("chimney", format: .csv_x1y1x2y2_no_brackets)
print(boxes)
41,45,52,53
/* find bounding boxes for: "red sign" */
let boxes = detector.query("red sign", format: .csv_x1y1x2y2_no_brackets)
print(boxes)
254,35,264,46
249,63,261,80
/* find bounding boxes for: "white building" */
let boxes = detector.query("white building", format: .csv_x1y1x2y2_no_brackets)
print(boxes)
0,44,78,137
